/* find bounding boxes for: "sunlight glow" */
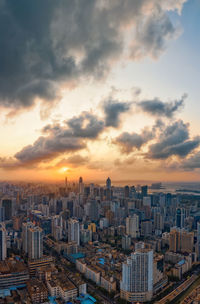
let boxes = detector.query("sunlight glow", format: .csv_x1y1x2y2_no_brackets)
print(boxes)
59,167,69,173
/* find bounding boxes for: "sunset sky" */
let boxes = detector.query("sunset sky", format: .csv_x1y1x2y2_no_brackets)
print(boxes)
0,0,200,183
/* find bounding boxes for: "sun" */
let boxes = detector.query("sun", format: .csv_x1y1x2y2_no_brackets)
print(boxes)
59,167,69,173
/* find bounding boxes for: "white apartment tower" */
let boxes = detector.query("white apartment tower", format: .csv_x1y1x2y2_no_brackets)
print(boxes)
28,226,43,260
68,218,80,246
120,249,153,302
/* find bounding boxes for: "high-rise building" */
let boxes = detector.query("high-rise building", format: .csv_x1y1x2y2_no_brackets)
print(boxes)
197,222,200,260
68,219,80,246
124,186,130,198
90,183,94,197
130,186,136,198
0,224,7,260
169,229,180,252
67,200,74,217
85,199,99,221
126,215,140,238
80,229,92,244
143,196,151,207
28,226,43,260
122,235,131,250
0,207,5,222
169,228,194,253
120,249,153,302
106,177,111,189
22,222,34,254
2,199,12,220
166,193,172,207
154,213,164,232
141,221,152,237
176,208,185,229
56,200,63,214
79,177,84,194
51,215,63,241
141,185,148,197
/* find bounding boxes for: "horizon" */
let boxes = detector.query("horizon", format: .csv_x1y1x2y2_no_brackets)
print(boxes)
1,178,200,186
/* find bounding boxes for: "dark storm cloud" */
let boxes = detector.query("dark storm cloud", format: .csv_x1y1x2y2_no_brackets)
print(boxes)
114,128,154,153
103,100,131,127
14,111,104,164
138,94,186,117
67,112,104,138
0,0,184,111
147,120,200,159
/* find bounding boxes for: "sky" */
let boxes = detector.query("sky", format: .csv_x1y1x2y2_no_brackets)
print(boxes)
0,0,200,183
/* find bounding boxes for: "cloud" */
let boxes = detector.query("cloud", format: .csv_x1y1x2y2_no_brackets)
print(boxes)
102,99,131,127
114,156,137,167
56,155,89,168
15,136,85,164
172,151,200,171
138,94,186,117
161,0,187,14
114,128,154,153
147,120,200,159
66,112,104,138
130,8,180,59
0,0,186,112
0,157,22,170
14,111,104,165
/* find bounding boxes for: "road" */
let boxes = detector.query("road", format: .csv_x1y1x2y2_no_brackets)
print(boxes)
180,285,200,304
155,275,197,304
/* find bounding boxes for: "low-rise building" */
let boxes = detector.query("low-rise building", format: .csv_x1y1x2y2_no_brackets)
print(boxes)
47,274,77,302
101,275,116,292
0,258,29,289
27,279,48,304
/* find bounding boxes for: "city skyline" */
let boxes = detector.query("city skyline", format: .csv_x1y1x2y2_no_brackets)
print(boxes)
0,0,200,182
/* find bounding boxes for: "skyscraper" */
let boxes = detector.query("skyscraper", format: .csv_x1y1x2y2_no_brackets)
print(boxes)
120,249,153,302
28,226,43,260
79,177,84,194
0,224,7,261
106,177,111,189
68,219,80,246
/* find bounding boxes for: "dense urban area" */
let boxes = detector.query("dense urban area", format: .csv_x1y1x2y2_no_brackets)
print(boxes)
0,178,200,304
